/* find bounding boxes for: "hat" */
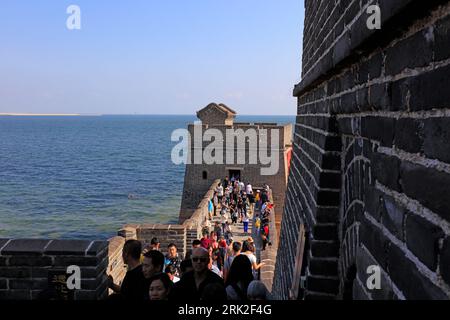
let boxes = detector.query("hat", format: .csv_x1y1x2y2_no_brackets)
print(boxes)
247,236,254,243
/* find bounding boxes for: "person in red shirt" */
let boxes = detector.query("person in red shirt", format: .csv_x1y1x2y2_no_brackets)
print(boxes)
200,232,211,249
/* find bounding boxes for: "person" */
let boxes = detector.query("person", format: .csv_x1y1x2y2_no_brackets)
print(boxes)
248,191,255,214
192,239,202,249
220,211,228,233
200,232,210,249
242,214,249,234
142,249,165,280
261,223,271,250
213,192,219,216
223,241,241,282
264,184,271,198
180,259,194,278
108,240,148,300
223,176,229,188
185,239,202,260
209,231,219,249
225,254,254,300
242,193,248,217
165,243,182,277
247,280,270,300
216,183,224,203
246,183,253,195
241,241,264,278
201,216,211,236
230,205,238,224
220,200,228,216
149,273,173,301
214,221,222,239
239,180,245,193
211,248,223,277
165,265,181,283
201,282,228,301
255,215,261,234
255,190,261,210
150,237,160,251
237,198,244,222
224,222,233,245
208,198,214,220
169,247,226,302
261,190,268,204
218,236,227,258
261,201,268,215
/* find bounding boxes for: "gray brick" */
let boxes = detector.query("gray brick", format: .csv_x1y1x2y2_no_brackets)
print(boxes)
400,161,450,222
386,30,433,75
406,214,444,271
1,239,50,256
44,240,92,256
388,244,448,300
0,267,31,278
434,14,450,61
370,152,401,192
9,256,53,267
380,195,406,241
409,64,450,111
394,118,424,154
362,117,396,147
441,238,450,285
423,118,450,164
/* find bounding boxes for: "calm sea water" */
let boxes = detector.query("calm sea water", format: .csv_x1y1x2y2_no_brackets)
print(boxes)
0,115,294,240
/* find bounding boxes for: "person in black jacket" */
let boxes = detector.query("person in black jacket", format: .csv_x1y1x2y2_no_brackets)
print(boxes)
169,247,226,302
107,240,149,300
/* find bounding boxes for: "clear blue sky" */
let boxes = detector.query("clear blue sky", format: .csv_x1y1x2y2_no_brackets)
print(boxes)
0,1,304,115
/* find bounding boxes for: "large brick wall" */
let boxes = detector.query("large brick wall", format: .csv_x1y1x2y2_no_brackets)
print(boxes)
273,0,450,300
0,239,109,300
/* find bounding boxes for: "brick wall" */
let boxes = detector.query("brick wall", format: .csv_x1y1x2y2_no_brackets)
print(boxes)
0,239,109,300
0,180,226,301
259,190,279,294
274,0,450,300
106,237,126,295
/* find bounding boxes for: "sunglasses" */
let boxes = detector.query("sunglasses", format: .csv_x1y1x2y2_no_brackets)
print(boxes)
192,257,209,263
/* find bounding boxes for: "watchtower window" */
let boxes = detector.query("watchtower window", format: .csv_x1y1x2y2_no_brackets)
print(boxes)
202,171,208,180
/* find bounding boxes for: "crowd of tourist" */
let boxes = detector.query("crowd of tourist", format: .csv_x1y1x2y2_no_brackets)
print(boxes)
106,176,274,301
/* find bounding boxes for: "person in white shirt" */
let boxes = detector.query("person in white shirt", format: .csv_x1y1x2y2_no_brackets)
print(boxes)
246,183,253,195
239,181,245,192
216,183,224,203
261,201,268,214
241,241,264,279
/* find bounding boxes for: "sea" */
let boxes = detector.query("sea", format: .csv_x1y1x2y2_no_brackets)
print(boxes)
0,115,295,240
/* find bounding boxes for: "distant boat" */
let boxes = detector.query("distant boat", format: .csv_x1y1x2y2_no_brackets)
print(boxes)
128,194,139,200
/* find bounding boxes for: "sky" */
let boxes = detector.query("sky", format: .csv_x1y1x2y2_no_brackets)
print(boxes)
0,1,304,115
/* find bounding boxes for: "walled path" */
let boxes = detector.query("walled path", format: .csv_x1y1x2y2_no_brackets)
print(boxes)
211,206,262,262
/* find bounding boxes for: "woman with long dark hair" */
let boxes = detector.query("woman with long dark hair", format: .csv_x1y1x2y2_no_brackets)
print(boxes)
242,240,265,278
224,254,253,300
148,273,173,300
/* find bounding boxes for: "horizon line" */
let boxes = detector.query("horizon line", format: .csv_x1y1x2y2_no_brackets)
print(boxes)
0,113,296,117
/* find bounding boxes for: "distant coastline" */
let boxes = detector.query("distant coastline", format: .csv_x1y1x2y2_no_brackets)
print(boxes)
0,113,99,117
